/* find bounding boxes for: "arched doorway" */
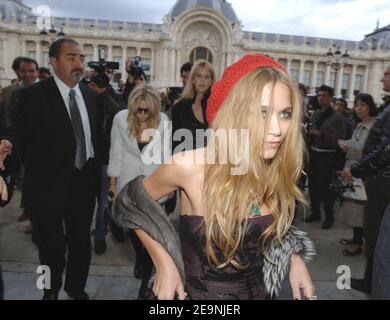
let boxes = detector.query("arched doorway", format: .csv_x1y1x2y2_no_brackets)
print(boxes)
190,46,213,63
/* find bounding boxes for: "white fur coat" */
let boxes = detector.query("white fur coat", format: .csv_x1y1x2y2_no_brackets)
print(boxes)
108,110,171,192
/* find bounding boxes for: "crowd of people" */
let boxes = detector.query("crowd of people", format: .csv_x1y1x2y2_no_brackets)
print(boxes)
0,36,389,300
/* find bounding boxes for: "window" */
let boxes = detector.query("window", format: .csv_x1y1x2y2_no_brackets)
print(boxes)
342,74,350,90
303,70,311,86
141,58,151,72
190,47,213,63
342,74,350,97
316,71,325,87
43,52,49,68
27,50,36,60
290,69,299,82
355,74,364,92
113,56,122,70
330,72,336,89
85,54,94,63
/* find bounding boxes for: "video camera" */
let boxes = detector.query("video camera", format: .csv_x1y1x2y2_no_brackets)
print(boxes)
126,56,143,73
87,49,119,88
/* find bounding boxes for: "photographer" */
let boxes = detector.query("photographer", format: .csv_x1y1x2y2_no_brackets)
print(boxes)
305,85,346,229
0,175,7,300
80,67,95,85
122,56,144,107
162,62,193,119
87,64,124,254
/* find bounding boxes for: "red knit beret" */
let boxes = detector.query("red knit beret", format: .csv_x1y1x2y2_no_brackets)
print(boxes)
206,54,287,125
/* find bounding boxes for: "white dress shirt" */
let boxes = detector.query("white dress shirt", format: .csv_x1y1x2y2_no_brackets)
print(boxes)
53,73,94,159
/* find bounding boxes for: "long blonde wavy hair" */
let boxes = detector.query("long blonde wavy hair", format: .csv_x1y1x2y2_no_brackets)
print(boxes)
127,84,161,140
202,67,306,269
181,60,215,100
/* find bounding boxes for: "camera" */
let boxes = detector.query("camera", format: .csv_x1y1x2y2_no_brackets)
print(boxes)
167,86,182,103
87,49,119,88
132,56,142,68
126,56,143,74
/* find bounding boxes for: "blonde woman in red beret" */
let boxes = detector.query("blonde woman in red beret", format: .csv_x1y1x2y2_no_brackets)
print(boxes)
113,55,316,300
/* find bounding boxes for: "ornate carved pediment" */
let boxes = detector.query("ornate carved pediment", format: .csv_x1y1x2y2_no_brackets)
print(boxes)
182,23,222,53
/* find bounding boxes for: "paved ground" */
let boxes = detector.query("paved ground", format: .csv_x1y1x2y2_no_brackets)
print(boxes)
0,190,370,300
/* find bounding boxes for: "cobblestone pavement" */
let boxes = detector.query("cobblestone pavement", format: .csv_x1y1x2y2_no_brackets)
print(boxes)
1,191,370,300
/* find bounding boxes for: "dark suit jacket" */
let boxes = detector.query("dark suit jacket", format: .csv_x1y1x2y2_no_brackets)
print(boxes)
4,77,101,212
0,84,17,133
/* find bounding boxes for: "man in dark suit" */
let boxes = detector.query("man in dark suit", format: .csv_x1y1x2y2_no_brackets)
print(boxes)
0,38,100,300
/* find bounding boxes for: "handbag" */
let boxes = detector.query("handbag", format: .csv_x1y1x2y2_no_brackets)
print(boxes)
329,170,367,204
0,171,14,208
104,203,126,242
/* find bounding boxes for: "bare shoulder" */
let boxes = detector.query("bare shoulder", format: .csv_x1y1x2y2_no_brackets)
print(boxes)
171,148,206,173
142,148,205,200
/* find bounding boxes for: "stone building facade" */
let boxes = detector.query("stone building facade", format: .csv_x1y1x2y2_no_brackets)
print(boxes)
1,0,389,104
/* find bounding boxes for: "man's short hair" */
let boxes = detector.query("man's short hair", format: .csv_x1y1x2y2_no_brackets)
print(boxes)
39,67,51,75
12,56,25,72
49,38,79,59
130,67,146,80
317,85,334,97
336,97,347,108
180,62,193,75
19,57,39,71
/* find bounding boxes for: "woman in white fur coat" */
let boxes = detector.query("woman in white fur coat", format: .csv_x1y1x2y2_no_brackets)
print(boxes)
108,84,171,195
107,83,171,298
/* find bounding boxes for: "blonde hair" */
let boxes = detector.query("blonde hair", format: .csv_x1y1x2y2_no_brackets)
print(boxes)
127,84,161,140
202,67,306,269
181,60,215,100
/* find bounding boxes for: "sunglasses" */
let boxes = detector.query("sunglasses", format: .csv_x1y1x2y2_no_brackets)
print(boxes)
136,108,150,114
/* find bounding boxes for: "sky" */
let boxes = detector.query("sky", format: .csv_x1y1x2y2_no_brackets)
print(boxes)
23,0,390,41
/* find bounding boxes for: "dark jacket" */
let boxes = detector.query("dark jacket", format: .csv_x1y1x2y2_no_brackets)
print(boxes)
351,104,390,179
309,106,346,150
3,77,101,212
0,84,22,175
96,90,123,164
171,91,210,153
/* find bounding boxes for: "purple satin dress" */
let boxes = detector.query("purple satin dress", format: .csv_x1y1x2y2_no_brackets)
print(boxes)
180,214,273,300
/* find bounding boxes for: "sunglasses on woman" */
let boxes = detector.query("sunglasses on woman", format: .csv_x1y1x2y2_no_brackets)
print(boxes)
136,108,150,115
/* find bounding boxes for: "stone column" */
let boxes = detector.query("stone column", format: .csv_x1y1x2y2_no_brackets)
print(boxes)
363,65,370,92
93,45,99,61
335,66,344,97
151,48,156,81
162,47,168,84
286,58,292,74
311,61,318,92
227,51,232,66
36,41,41,66
122,46,127,79
108,46,113,61
324,64,331,86
22,40,26,56
175,49,181,83
298,60,305,83
166,47,174,85
137,47,141,57
348,64,357,100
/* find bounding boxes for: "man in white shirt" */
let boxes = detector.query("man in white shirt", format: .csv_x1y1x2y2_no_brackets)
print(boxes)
0,38,100,300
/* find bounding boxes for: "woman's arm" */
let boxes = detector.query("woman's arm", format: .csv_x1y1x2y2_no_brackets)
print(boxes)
137,157,188,299
107,176,117,202
107,114,124,200
142,154,185,200
289,254,316,300
135,229,186,300
0,176,8,201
